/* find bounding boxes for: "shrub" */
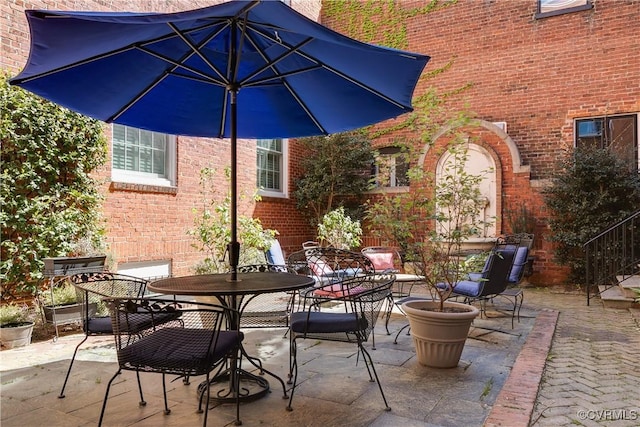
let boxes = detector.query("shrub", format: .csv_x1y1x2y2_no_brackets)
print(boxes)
294,131,374,227
189,167,278,274
40,282,78,306
0,71,108,298
0,304,34,326
317,206,363,250
544,146,640,283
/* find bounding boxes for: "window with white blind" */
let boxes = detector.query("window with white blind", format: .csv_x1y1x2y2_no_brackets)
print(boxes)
112,124,176,187
257,138,288,197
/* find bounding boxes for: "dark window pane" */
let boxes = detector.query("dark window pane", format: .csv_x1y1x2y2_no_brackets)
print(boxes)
576,115,638,171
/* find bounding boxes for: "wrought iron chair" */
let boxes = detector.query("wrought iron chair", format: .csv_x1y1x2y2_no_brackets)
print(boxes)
303,246,374,287
286,273,395,412
362,246,424,334
236,263,297,328
445,241,519,326
58,272,150,398
99,297,243,427
465,238,528,327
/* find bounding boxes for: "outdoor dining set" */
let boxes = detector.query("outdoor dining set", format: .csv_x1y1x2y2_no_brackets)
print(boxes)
52,236,530,426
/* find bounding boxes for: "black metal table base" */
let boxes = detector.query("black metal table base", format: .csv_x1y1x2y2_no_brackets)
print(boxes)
198,345,289,403
198,369,271,403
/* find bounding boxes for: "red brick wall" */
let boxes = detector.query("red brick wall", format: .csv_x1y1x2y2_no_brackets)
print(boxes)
320,1,640,285
2,0,320,276
3,1,638,284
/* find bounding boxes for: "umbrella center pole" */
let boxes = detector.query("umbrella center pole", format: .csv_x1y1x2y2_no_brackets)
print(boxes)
229,88,240,281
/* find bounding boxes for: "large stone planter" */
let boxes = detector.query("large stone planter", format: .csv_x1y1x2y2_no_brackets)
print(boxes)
402,299,480,368
0,322,34,349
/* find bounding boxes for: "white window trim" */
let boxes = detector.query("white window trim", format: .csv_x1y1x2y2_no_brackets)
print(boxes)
258,139,288,198
111,126,177,187
117,260,171,281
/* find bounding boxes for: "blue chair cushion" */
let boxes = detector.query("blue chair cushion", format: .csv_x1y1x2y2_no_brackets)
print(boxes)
265,239,286,265
290,311,368,334
508,246,529,284
87,310,182,335
119,327,243,372
86,316,112,334
436,280,483,298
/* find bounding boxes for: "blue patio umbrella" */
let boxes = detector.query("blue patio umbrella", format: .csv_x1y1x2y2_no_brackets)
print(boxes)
11,0,429,280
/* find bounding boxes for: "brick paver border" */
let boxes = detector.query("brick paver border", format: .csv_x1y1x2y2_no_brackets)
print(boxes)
484,309,559,427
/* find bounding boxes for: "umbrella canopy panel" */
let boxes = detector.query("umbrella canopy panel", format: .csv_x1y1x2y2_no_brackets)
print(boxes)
12,0,429,138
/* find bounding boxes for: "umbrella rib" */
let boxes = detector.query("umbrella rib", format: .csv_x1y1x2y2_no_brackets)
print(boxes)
11,47,136,84
238,33,314,86
242,66,322,87
238,27,326,134
246,24,412,110
11,20,229,84
108,72,170,122
167,22,230,85
109,25,233,123
136,45,226,87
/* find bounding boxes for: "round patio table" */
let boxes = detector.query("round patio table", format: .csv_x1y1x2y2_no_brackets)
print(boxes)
148,272,315,403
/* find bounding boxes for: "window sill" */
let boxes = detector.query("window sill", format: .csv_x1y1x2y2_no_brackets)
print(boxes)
367,186,410,195
110,181,178,195
535,4,592,19
258,190,288,199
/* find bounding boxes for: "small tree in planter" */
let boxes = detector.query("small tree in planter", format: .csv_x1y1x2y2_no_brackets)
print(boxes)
366,134,491,368
368,136,491,309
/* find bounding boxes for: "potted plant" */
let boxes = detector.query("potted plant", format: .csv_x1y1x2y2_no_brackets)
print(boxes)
39,280,97,325
367,136,488,368
0,303,35,349
317,206,363,250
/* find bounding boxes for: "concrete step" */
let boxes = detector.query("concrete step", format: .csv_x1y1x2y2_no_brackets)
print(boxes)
616,275,640,299
599,285,635,309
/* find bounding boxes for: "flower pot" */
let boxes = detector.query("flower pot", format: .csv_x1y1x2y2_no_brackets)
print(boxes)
401,299,480,368
0,321,34,349
43,302,97,326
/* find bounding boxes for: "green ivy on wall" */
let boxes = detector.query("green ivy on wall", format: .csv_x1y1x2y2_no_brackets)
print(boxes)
1,71,108,299
322,0,467,141
323,0,457,50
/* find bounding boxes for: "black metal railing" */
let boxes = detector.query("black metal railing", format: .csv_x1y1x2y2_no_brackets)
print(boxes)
584,210,640,305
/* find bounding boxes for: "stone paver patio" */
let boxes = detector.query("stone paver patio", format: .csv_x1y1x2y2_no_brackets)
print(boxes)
1,287,638,426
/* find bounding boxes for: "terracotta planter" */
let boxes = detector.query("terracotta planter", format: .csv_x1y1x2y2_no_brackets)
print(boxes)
0,322,34,349
401,299,480,368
